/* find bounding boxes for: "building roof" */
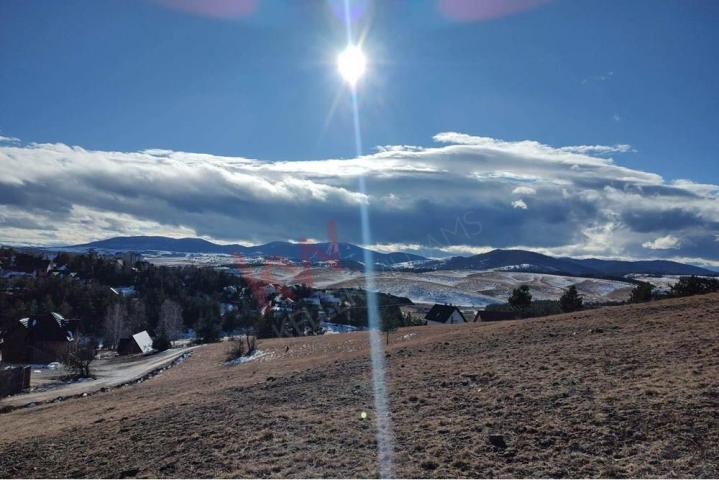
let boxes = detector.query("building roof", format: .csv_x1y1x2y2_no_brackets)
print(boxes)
424,304,466,323
15,312,76,342
132,331,154,354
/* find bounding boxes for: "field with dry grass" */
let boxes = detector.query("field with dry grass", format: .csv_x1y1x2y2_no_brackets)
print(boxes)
1,294,718,478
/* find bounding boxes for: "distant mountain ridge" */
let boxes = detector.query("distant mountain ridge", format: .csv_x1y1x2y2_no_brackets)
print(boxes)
67,236,426,267
428,249,597,275
428,249,715,277
66,236,716,276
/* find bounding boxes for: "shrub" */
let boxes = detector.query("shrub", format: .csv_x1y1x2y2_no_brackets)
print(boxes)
225,335,256,361
226,337,245,361
62,336,97,378
153,332,172,352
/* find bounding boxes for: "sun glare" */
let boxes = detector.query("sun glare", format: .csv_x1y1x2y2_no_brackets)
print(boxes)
337,45,367,87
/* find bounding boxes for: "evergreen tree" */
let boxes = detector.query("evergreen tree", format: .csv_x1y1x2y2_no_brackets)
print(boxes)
630,282,655,303
670,276,719,297
153,324,172,351
560,285,583,312
195,313,221,343
508,285,532,311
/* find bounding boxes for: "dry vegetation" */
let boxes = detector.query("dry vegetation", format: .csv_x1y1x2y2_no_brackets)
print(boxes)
1,294,718,478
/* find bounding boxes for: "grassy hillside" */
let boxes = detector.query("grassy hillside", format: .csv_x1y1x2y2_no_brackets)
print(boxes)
1,294,718,477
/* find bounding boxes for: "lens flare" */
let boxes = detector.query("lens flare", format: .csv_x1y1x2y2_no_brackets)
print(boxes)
153,0,258,18
337,45,367,87
438,0,550,22
328,0,369,23
338,0,394,477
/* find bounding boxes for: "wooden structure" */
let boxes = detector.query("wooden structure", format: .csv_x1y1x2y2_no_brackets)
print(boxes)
424,304,467,325
0,313,77,364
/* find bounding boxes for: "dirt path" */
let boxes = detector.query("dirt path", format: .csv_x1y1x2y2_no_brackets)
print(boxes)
0,294,718,478
0,347,194,409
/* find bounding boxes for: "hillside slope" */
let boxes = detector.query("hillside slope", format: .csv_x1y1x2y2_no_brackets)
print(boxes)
1,294,718,477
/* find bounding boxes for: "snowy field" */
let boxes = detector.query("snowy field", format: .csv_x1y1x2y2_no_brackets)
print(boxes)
626,274,704,293
231,266,635,307
323,270,634,306
144,255,635,306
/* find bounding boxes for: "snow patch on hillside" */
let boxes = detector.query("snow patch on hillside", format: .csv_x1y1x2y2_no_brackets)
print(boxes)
224,350,268,366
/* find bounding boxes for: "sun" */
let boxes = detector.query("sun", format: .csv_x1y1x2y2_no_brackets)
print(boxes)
337,45,367,87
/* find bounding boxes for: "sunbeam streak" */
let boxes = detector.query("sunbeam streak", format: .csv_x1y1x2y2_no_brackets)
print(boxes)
340,0,395,477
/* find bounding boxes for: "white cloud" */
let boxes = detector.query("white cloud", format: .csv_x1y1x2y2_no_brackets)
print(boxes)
512,186,537,195
581,71,614,85
436,245,495,256
642,235,681,250
365,243,424,253
0,132,717,265
559,144,632,155
0,135,20,143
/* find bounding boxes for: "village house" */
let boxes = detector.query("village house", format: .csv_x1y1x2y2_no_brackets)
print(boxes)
110,286,136,297
0,312,78,364
424,304,467,325
117,331,154,356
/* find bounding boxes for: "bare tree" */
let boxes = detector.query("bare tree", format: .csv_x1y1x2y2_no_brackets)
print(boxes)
62,336,97,378
158,299,183,342
103,302,128,350
225,334,256,362
127,298,148,334
245,334,256,355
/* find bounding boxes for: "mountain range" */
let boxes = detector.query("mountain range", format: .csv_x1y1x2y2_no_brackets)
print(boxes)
66,236,716,277
427,249,714,277
67,236,426,267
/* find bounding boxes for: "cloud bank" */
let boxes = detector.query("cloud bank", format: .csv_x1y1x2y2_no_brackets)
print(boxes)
0,133,717,266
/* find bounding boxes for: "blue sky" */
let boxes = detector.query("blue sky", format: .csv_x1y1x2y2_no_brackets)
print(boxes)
0,0,718,265
1,0,718,181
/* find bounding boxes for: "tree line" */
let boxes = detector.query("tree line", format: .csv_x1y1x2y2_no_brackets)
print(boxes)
0,248,250,346
0,248,413,347
486,275,719,320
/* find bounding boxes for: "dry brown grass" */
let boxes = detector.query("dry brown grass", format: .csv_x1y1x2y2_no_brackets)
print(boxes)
0,294,718,478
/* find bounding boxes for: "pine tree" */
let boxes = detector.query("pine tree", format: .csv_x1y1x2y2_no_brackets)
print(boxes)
195,314,221,343
560,285,583,312
508,285,532,311
630,282,655,303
